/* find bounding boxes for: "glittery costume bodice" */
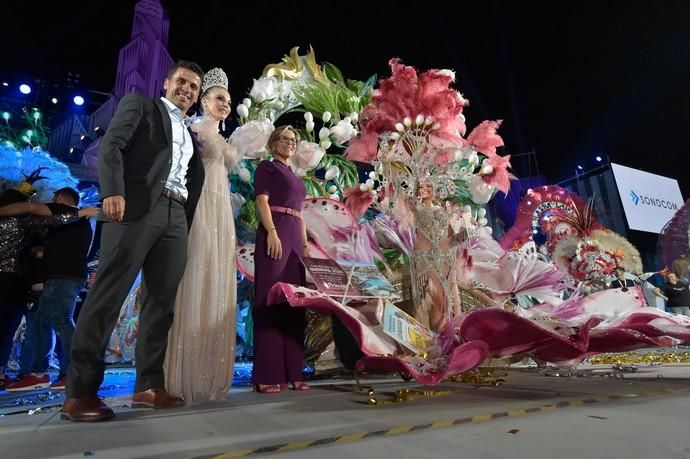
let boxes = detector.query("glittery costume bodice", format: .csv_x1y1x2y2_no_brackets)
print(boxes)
0,213,80,273
410,205,461,329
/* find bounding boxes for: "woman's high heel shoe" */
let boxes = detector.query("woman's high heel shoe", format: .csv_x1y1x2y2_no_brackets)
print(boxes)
289,381,311,391
253,383,281,393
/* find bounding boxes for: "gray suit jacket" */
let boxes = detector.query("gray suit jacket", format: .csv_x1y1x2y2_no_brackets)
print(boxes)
97,93,204,228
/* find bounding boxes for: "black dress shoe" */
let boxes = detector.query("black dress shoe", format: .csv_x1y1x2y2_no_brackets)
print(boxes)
61,397,115,422
132,388,184,408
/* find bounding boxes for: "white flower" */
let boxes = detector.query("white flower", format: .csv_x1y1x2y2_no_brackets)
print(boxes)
390,132,401,140
395,123,405,132
350,112,359,122
305,120,315,132
415,114,425,126
304,112,314,122
478,217,488,226
242,98,252,108
322,111,332,123
324,165,340,180
453,149,464,162
318,127,330,140
424,116,434,126
236,104,249,119
343,116,351,124
228,119,274,159
329,119,356,144
477,208,487,218
481,165,494,175
359,183,368,192
365,178,375,188
238,167,251,183
431,122,441,130
403,117,412,128
289,141,326,177
484,226,493,235
273,100,284,110
320,139,332,150
368,171,377,179
249,77,279,103
467,151,479,165
468,176,495,204
328,185,337,194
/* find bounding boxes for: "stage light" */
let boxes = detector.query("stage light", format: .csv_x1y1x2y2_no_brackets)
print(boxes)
51,97,58,104
80,134,86,141
19,84,31,94
73,95,85,106
595,156,602,162
2,112,10,121
69,147,74,154
577,165,583,170
33,111,41,121
2,82,8,87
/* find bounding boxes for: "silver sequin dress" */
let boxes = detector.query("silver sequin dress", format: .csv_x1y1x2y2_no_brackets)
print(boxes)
164,124,240,404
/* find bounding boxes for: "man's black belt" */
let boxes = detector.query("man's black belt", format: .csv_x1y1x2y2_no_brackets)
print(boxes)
161,188,186,205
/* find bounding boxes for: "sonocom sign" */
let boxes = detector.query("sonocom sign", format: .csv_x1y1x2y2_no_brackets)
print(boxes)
611,163,684,233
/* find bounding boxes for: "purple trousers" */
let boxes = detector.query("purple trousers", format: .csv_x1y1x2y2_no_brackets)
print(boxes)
252,303,305,384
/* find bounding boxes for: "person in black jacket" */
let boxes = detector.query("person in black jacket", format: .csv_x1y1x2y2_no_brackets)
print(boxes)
610,267,635,289
6,188,93,392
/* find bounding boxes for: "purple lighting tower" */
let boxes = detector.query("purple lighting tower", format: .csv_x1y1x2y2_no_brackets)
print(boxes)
49,0,173,180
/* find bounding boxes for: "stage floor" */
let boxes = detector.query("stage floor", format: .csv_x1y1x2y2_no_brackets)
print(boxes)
2,360,690,459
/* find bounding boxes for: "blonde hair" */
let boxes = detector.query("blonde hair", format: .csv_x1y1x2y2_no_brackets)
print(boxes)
267,125,301,154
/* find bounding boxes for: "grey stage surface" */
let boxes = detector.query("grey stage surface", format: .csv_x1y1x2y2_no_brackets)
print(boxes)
2,363,690,459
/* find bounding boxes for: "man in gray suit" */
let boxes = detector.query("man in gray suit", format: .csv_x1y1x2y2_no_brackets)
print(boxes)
62,60,205,422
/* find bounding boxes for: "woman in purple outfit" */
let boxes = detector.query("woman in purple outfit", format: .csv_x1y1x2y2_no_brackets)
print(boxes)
253,125,311,393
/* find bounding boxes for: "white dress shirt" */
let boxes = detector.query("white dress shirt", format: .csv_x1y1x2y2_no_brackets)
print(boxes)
160,97,194,199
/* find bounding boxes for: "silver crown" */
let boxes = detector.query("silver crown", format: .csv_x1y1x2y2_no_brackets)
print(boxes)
201,67,229,94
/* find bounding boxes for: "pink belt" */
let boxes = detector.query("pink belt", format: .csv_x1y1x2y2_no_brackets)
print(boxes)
270,205,301,218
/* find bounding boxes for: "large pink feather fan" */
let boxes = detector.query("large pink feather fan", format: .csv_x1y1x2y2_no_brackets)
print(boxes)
344,185,376,218
344,131,380,163
481,153,515,194
346,59,468,162
467,120,504,157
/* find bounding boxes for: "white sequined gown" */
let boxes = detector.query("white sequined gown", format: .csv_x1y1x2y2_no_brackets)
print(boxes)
164,123,239,404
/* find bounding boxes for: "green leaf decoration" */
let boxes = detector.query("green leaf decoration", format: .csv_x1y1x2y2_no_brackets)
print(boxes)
302,176,326,198
238,198,259,230
319,153,359,191
359,74,377,98
323,62,346,86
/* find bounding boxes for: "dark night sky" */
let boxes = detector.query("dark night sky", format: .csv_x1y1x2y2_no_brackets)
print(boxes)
3,0,690,197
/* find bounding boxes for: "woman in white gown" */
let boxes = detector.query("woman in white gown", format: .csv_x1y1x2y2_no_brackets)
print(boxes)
164,68,239,404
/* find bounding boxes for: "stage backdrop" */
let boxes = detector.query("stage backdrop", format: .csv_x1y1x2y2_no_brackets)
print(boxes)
611,163,685,234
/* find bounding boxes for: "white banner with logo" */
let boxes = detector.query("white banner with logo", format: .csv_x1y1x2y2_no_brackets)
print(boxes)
611,163,685,233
